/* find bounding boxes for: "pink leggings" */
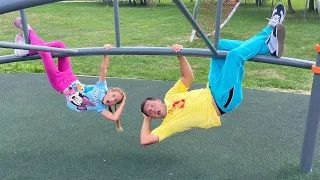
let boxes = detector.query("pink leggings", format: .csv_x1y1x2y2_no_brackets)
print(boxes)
28,29,78,93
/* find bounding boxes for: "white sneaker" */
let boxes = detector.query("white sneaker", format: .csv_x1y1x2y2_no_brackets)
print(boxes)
267,4,286,27
266,24,286,58
14,33,29,57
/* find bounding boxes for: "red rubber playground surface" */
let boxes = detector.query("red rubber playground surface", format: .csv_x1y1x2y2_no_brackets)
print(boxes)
0,73,319,179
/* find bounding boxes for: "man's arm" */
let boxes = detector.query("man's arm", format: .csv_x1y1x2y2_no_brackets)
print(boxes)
99,44,112,82
140,114,159,146
172,44,194,88
177,56,194,89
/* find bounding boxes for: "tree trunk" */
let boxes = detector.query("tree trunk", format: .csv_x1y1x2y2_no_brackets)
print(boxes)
255,0,262,6
309,0,315,12
288,0,296,13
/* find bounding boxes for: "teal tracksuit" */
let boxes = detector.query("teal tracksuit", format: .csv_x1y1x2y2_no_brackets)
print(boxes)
209,26,273,113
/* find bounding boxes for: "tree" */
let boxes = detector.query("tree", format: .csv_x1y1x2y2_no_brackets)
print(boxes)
255,0,262,6
288,0,295,13
309,0,315,12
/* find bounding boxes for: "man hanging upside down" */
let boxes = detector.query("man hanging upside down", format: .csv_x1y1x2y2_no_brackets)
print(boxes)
139,4,286,145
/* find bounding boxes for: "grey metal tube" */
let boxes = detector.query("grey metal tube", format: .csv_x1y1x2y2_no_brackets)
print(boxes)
300,46,320,172
0,41,78,54
0,0,65,15
0,47,315,70
304,0,309,20
214,0,223,48
173,0,218,56
218,51,315,69
192,0,200,19
270,0,274,16
20,9,30,44
113,0,121,47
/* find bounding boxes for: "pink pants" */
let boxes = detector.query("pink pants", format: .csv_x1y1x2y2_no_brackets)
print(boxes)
28,29,78,93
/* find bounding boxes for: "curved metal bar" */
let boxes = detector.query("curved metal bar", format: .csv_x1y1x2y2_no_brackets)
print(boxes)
0,0,65,15
20,10,30,44
218,51,315,69
0,41,78,54
0,47,315,69
113,0,121,47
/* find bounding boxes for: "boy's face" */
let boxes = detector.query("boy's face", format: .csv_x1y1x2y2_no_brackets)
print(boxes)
143,99,166,118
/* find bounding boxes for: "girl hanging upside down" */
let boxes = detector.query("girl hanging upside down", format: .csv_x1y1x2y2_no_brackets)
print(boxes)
12,17,126,131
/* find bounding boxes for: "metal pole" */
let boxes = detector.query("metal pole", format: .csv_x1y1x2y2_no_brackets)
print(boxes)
0,0,65,15
19,9,30,44
173,0,218,56
300,44,320,172
0,41,78,54
270,0,274,17
304,0,309,20
214,0,223,49
113,0,121,47
0,47,315,70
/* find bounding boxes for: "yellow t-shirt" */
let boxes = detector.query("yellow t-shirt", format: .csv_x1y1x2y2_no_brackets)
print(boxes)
151,79,221,141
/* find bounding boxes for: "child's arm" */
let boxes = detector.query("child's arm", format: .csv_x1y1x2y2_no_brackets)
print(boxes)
99,44,112,82
172,44,194,89
140,114,159,146
100,93,126,121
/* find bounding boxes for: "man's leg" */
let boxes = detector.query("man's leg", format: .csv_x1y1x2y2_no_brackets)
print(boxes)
209,4,286,114
208,37,273,82
208,39,244,84
208,30,274,90
211,26,273,112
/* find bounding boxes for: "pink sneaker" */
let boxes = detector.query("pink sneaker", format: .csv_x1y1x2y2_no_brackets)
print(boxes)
13,17,31,30
13,17,23,30
14,33,29,57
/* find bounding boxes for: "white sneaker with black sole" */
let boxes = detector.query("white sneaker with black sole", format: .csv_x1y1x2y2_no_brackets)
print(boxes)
267,3,286,28
266,3,286,58
267,24,286,58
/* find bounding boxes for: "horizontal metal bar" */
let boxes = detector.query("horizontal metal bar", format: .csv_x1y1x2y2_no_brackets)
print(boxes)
0,41,78,54
0,47,315,69
218,51,315,70
0,0,65,15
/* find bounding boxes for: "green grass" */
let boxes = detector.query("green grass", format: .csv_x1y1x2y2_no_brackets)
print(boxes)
0,0,319,92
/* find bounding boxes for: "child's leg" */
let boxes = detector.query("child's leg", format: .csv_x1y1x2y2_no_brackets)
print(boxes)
46,41,72,73
28,29,77,93
28,29,59,81
29,40,72,73
210,26,273,113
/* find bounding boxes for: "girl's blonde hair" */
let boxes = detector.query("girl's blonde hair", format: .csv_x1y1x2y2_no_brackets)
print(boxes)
108,87,125,132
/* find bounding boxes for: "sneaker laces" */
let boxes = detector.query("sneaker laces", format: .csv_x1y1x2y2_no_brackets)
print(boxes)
266,14,280,25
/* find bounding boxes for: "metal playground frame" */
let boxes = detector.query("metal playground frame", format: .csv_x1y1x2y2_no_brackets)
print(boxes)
0,0,320,173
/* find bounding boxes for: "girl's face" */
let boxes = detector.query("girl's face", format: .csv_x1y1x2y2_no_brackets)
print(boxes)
103,91,123,106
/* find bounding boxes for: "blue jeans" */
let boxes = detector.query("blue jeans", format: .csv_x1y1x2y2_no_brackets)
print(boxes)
209,26,272,113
